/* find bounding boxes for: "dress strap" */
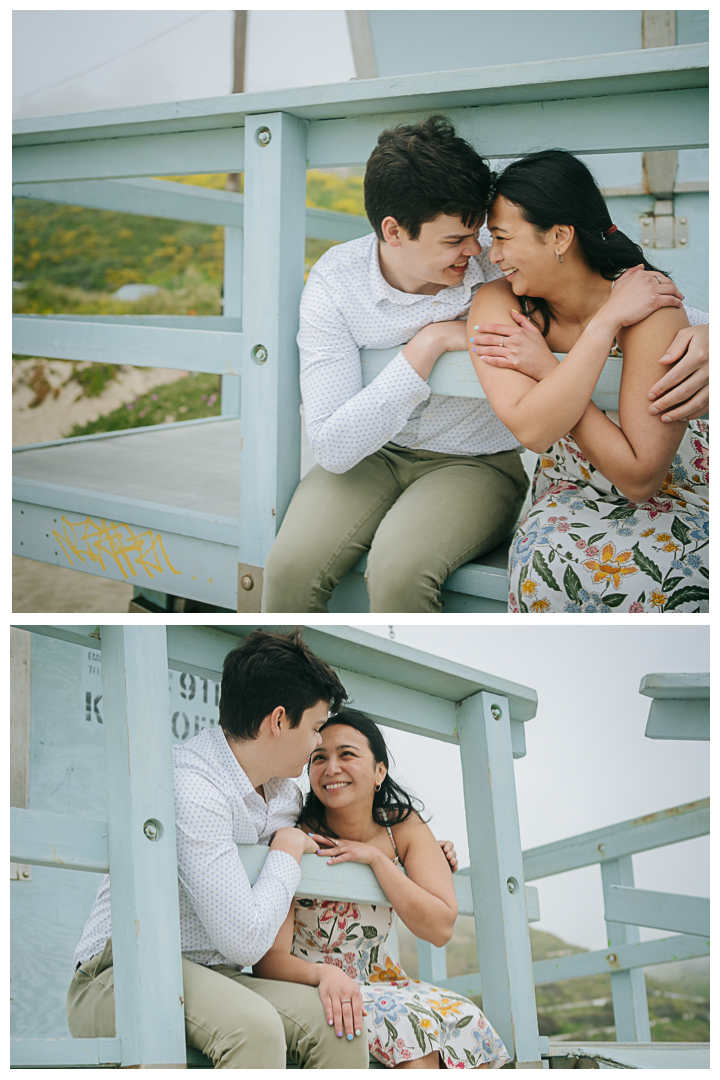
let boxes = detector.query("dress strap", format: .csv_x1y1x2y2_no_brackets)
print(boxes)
379,808,401,864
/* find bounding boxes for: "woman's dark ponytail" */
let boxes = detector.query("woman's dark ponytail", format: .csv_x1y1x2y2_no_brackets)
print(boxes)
492,149,669,335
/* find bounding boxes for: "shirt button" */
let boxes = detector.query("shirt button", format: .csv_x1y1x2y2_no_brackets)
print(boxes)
431,299,439,305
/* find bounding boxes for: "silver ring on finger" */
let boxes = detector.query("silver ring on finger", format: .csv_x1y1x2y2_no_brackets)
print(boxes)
654,275,662,284
341,999,352,1004
500,337,505,347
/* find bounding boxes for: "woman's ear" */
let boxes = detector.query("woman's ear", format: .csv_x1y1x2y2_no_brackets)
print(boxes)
554,224,574,258
375,762,388,788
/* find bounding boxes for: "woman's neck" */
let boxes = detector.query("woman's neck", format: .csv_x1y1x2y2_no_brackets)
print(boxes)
322,803,382,844
540,259,613,332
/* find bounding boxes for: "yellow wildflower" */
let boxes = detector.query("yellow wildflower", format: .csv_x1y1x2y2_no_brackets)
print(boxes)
662,541,680,552
427,996,465,1018
583,542,638,590
655,533,672,542
540,457,556,470
650,590,667,609
640,527,655,537
521,579,538,596
369,957,405,983
580,466,591,481
530,598,552,612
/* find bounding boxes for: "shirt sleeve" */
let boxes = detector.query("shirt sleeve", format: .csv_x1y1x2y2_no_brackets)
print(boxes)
174,769,301,968
298,271,431,473
684,306,709,325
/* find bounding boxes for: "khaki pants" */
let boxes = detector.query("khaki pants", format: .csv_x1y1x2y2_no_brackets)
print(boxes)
66,940,369,1069
263,442,529,613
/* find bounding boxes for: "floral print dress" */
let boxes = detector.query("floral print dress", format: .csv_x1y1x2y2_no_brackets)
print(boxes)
291,827,510,1069
508,419,709,613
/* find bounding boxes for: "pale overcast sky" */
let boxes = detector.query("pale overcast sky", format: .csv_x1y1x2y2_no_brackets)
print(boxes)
346,625,709,953
12,10,356,119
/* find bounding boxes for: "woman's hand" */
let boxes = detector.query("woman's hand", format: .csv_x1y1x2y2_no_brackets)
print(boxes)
317,963,366,1040
310,833,379,868
648,324,709,421
438,840,458,873
470,309,558,381
598,264,684,332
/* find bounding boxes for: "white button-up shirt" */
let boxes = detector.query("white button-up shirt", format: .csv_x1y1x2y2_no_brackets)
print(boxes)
298,230,709,476
73,727,303,971
298,229,521,474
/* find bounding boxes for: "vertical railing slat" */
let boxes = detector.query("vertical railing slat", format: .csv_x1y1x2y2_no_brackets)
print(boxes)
238,111,307,586
101,626,186,1068
601,856,651,1042
221,222,243,417
456,692,542,1067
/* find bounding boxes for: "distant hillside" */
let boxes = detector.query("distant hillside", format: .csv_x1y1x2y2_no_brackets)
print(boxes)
396,918,709,1044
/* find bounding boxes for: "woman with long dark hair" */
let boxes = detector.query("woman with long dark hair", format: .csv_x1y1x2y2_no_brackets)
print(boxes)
466,150,708,612
254,709,509,1069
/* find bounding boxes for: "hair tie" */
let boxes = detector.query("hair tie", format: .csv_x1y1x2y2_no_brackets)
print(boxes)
603,224,618,238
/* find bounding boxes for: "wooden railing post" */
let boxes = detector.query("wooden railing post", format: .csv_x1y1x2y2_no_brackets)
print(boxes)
601,856,651,1042
457,692,542,1068
100,626,186,1068
238,111,307,607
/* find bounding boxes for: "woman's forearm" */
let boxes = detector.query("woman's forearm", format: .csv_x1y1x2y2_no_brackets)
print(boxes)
474,318,617,453
370,853,456,947
569,404,682,504
253,949,322,986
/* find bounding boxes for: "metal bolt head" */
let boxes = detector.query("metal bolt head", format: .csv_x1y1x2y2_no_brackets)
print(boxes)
256,127,271,147
679,238,687,245
252,344,268,364
679,217,688,225
607,953,617,964
143,820,161,842
240,574,254,591
21,869,31,879
490,704,502,721
507,879,516,893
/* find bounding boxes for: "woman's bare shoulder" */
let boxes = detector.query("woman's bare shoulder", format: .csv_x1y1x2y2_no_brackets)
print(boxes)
469,276,515,311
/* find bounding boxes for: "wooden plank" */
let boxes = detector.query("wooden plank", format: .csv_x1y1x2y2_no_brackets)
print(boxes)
601,856,650,1042
13,179,370,240
13,126,245,185
361,348,623,410
12,44,707,144
12,316,243,376
639,672,710,699
10,807,108,873
12,177,245,226
522,798,709,880
605,884,710,936
457,691,542,1066
435,931,710,996
334,668,459,743
221,225,243,417
645,699,709,740
186,624,537,716
532,932,709,986
12,625,102,648
238,111,307,569
11,1037,122,1067
544,1041,709,1069
100,626,186,1068
308,87,708,168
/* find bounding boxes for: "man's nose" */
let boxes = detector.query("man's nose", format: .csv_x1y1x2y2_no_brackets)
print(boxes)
462,235,482,257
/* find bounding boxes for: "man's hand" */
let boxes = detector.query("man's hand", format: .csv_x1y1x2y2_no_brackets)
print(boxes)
403,319,469,381
270,826,319,866
599,265,684,332
438,840,458,873
317,964,366,1041
648,324,709,421
470,309,558,381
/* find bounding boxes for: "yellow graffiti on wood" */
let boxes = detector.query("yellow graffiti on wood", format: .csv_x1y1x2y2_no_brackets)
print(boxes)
52,515,181,581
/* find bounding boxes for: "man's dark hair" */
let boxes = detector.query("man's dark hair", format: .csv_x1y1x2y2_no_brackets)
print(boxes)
364,114,493,241
219,628,347,741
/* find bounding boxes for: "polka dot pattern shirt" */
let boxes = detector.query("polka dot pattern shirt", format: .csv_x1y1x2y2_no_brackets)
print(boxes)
298,229,521,474
72,727,303,971
298,231,708,475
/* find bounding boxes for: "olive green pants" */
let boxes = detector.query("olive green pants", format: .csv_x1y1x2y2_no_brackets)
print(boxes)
66,939,368,1069
262,442,529,613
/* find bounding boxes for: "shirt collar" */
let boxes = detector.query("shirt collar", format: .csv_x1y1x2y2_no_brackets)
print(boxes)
368,236,486,307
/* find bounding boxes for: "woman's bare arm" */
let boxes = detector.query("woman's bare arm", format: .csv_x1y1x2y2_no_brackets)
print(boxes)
568,306,689,503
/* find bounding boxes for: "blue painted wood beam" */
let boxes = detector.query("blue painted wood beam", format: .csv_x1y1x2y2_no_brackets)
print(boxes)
11,1037,122,1067
10,807,108,873
13,45,707,145
605,884,710,937
523,798,709,879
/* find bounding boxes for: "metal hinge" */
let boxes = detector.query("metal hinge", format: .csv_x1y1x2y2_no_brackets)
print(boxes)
640,201,689,249
10,863,32,881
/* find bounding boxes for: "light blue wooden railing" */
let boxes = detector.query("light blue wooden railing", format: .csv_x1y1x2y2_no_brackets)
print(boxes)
10,624,542,1069
12,44,709,612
